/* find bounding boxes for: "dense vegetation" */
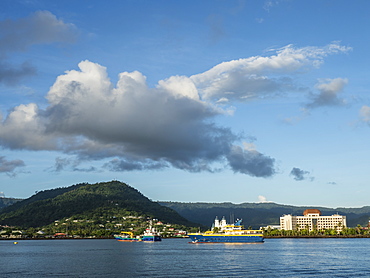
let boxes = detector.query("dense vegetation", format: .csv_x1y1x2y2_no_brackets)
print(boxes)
264,225,370,237
161,202,370,228
0,183,86,214
0,181,196,230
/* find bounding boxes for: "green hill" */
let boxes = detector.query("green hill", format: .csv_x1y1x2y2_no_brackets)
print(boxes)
160,202,370,229
0,181,195,228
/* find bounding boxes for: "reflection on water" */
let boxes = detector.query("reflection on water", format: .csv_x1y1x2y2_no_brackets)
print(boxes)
0,238,369,277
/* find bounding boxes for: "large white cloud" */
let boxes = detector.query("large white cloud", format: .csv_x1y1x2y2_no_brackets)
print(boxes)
0,43,350,177
0,61,249,174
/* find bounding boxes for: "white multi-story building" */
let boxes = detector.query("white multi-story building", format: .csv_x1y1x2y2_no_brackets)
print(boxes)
280,209,346,232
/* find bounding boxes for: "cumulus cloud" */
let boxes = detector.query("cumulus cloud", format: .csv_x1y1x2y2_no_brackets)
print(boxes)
258,195,272,203
191,43,351,103
306,78,348,108
0,43,350,177
0,60,274,176
0,156,25,177
290,167,314,181
0,11,78,85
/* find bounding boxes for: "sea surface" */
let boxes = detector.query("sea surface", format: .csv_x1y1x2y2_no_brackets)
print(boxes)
1,238,369,277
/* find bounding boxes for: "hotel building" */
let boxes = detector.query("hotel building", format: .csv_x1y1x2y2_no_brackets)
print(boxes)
280,209,346,232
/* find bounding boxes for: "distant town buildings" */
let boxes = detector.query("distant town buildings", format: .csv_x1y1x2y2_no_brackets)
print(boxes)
280,209,346,232
260,225,281,230
0,192,5,198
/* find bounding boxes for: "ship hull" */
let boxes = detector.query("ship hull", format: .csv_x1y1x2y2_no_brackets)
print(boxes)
141,235,161,241
114,236,138,241
188,234,264,243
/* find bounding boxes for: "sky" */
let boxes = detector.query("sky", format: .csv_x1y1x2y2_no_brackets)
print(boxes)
0,0,369,208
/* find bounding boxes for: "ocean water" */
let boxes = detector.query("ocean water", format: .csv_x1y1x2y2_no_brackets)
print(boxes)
0,238,369,277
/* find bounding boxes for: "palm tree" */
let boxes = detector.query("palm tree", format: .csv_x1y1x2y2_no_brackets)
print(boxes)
356,224,363,235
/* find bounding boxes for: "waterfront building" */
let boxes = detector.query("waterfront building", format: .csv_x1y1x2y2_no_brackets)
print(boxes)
280,209,346,232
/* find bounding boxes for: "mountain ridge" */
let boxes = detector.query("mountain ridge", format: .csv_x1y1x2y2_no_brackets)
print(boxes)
160,201,370,228
1,181,370,229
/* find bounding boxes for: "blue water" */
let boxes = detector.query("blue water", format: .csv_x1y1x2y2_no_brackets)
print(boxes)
0,238,369,277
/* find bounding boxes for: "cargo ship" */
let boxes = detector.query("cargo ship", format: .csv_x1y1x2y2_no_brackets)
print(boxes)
188,216,264,243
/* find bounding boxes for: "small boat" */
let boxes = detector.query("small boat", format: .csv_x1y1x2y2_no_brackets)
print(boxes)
141,224,161,241
188,216,264,243
114,231,139,241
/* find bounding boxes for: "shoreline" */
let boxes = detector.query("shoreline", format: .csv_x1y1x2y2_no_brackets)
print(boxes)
2,236,370,240
265,235,370,239
0,236,188,240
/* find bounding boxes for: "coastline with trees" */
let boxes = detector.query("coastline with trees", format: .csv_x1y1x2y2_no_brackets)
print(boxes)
263,224,370,238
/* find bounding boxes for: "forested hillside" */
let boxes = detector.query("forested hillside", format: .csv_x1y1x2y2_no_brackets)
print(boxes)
2,181,370,230
0,183,86,214
161,202,370,228
0,181,195,228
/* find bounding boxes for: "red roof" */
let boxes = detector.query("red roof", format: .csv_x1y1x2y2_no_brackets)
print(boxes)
303,209,321,215
54,233,66,236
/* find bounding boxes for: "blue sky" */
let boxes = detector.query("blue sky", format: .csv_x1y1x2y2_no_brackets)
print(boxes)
0,0,369,208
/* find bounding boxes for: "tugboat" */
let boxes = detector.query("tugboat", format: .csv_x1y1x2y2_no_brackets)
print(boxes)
188,216,264,243
141,222,161,241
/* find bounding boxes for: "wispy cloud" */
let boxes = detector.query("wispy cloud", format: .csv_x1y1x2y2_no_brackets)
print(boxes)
263,0,280,12
47,157,99,173
0,156,25,177
191,43,351,103
0,11,78,85
207,14,226,43
0,61,36,86
306,78,348,109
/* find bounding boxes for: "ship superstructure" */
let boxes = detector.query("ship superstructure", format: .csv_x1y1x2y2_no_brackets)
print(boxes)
188,216,264,243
